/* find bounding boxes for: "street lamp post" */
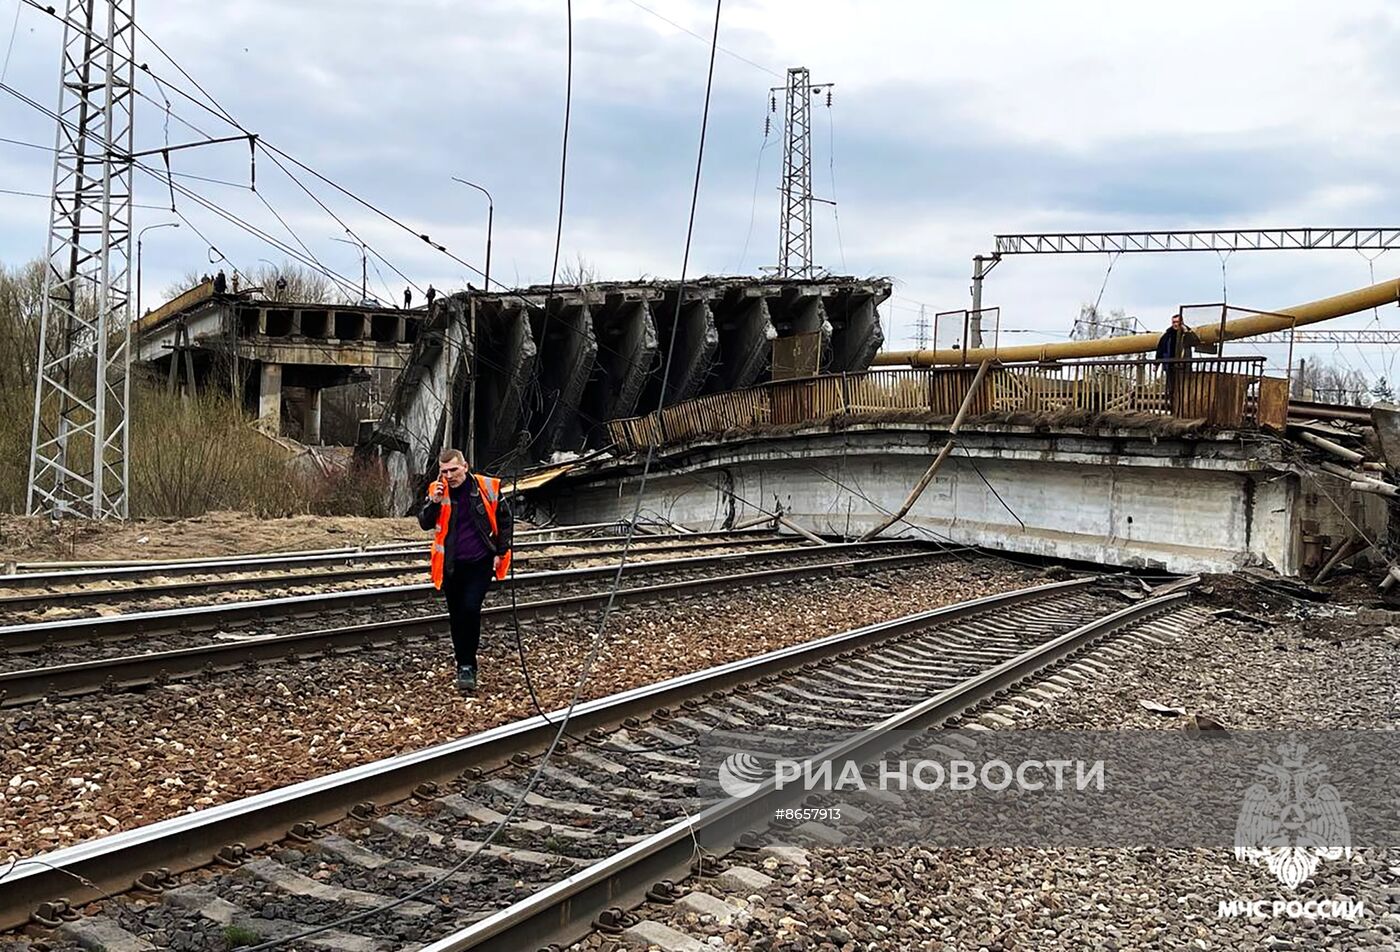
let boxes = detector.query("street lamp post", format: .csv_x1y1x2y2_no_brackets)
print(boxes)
330,234,368,304
135,222,180,359
451,176,493,468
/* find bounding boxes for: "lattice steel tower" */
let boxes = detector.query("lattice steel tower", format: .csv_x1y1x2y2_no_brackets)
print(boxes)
28,0,137,518
773,68,832,278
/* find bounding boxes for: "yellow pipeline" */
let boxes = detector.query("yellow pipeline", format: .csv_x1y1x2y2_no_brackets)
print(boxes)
874,277,1400,366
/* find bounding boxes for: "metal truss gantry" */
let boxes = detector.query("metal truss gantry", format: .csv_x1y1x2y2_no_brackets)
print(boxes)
27,0,137,519
773,67,832,279
1252,329,1400,344
993,228,1400,256
967,227,1400,352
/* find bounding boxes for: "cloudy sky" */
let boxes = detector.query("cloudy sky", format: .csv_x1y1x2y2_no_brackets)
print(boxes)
4,0,1400,380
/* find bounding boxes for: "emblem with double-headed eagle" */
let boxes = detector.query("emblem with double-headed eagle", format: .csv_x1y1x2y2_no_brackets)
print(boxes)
1234,741,1351,889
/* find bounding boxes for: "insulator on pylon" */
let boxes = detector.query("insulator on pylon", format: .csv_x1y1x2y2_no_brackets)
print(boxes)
770,94,776,112
826,89,832,107
764,115,770,136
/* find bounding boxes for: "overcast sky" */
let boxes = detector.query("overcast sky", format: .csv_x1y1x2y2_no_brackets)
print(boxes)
4,0,1400,380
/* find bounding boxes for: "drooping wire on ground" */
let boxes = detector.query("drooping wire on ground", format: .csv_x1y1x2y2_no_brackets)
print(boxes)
244,3,727,948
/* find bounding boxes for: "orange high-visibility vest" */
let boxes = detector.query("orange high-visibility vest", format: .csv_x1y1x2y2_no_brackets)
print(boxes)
429,474,512,589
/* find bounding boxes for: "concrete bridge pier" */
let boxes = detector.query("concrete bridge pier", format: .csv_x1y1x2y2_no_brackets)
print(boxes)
304,387,322,444
258,363,282,433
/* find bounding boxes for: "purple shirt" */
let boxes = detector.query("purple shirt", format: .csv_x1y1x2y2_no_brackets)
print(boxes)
451,480,492,563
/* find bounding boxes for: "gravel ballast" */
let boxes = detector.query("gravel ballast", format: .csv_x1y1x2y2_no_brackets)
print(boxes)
607,598,1399,951
0,558,1039,856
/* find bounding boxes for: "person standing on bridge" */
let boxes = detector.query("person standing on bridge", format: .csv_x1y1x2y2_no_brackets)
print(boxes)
419,448,514,695
1155,313,1214,409
403,286,412,310
213,269,227,295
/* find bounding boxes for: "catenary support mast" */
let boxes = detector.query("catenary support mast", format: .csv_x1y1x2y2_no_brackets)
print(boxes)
27,0,137,519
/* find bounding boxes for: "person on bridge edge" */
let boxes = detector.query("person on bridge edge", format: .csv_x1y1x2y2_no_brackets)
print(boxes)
1155,313,1214,406
419,448,514,695
213,269,227,295
403,286,412,310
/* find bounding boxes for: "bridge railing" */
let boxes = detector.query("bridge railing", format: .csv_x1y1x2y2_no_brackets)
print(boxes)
605,356,1286,453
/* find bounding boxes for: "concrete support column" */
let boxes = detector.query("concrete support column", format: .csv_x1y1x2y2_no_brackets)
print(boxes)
259,362,282,434
304,387,322,444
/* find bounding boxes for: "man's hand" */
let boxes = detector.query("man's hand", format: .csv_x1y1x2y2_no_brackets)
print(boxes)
493,555,503,577
428,480,446,503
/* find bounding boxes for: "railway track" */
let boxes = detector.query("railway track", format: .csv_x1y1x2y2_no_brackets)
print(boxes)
0,576,1194,950
0,529,793,617
0,543,955,707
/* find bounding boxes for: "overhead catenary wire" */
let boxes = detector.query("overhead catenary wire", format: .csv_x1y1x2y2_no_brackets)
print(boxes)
243,3,727,947
0,0,19,85
824,92,846,273
13,2,651,389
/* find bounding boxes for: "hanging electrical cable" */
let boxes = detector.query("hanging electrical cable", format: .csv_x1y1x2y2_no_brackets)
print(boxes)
241,4,727,948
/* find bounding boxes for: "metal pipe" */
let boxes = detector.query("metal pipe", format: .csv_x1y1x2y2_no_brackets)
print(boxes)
1298,431,1366,464
875,277,1400,366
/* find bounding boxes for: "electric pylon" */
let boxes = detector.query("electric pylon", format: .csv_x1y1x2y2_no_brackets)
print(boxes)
27,0,137,519
772,67,832,278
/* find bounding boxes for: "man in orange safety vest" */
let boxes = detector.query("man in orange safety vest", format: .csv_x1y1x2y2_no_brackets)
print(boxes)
418,447,514,694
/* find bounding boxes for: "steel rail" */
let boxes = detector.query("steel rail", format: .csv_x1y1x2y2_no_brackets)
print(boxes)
0,540,918,649
0,535,798,611
0,528,778,590
421,587,1190,952
0,576,1098,929
0,548,966,706
0,521,658,573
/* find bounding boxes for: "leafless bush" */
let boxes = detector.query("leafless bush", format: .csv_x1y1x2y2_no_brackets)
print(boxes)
304,459,392,517
128,386,293,518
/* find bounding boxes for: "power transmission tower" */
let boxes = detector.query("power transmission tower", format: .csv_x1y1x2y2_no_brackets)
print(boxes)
772,67,832,278
914,305,930,350
28,0,137,519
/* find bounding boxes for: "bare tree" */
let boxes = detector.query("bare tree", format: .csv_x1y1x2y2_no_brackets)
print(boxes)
1294,358,1373,405
250,261,336,303
558,254,598,287
160,261,337,305
1071,303,1137,341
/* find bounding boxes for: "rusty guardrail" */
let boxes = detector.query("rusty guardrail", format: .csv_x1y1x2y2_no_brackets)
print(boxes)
606,357,1286,453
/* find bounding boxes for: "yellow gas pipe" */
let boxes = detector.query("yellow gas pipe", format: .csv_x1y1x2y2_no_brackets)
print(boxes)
873,277,1400,366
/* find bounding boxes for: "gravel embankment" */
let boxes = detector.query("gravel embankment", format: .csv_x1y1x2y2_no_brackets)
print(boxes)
631,601,1399,951
0,559,1039,856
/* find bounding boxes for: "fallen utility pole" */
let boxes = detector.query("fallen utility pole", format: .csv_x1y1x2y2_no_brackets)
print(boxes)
1298,431,1366,464
861,359,991,541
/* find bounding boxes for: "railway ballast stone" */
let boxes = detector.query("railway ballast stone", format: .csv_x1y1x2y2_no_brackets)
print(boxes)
620,919,707,952
55,916,155,952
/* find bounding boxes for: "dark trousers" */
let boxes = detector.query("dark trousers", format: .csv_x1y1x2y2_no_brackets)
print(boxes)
442,558,493,669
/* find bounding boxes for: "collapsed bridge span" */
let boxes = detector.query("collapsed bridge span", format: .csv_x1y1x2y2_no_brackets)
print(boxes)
368,276,891,509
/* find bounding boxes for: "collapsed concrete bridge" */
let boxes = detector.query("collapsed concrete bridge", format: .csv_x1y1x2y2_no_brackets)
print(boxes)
368,276,891,509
